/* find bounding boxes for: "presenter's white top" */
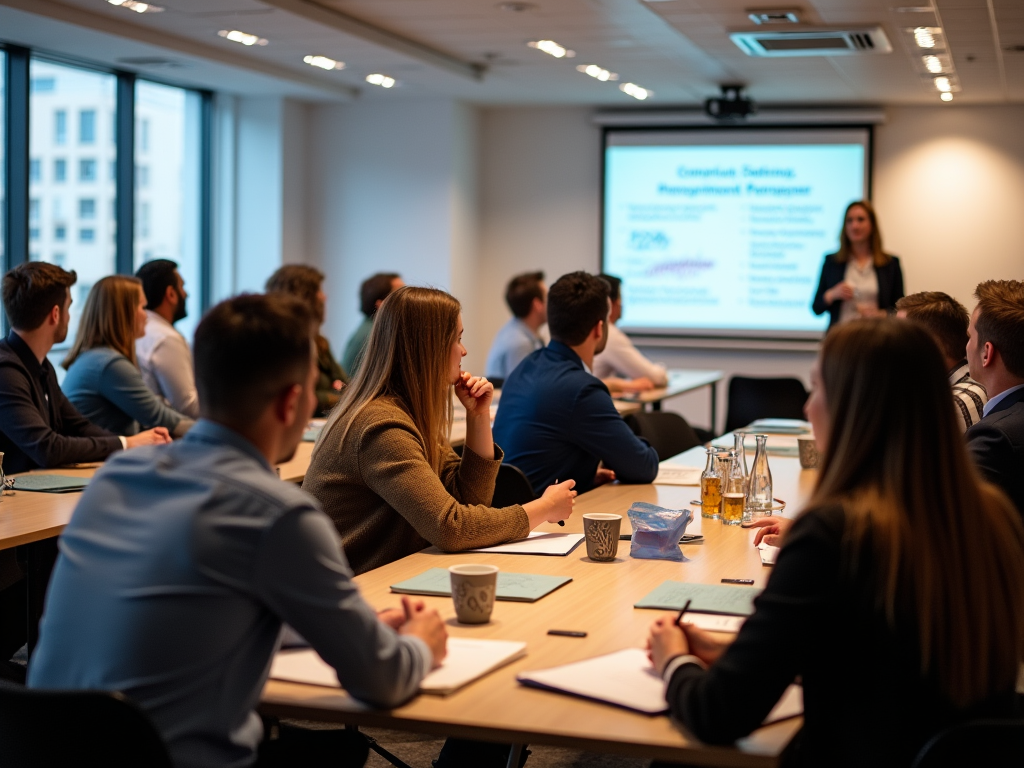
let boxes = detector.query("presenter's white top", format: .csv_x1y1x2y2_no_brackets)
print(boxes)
593,323,668,386
838,259,879,325
135,310,200,419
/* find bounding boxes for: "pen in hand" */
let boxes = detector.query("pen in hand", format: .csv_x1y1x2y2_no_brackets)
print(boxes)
675,598,692,628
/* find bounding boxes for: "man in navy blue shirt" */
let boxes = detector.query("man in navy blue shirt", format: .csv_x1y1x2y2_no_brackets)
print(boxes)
493,271,659,494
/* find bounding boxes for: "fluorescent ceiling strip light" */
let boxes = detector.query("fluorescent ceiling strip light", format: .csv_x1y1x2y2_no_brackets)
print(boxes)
528,40,575,58
923,55,943,73
218,30,268,47
365,73,396,88
577,64,618,82
108,0,164,12
913,26,937,49
934,76,952,92
940,92,953,101
619,82,650,100
304,55,345,71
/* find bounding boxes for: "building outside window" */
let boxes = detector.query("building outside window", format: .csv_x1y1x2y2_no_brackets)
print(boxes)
79,108,96,144
79,198,96,219
55,225,66,241
79,228,95,243
54,158,67,182
29,228,41,241
29,199,40,220
79,158,97,182
30,158,41,182
55,109,66,145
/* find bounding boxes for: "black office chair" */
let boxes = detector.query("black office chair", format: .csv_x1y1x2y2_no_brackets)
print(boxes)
724,376,808,435
911,718,1024,768
624,411,702,462
489,377,505,390
0,680,172,767
492,464,536,507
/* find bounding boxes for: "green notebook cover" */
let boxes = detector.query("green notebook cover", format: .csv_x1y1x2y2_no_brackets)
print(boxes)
391,568,572,603
634,580,762,617
12,474,90,493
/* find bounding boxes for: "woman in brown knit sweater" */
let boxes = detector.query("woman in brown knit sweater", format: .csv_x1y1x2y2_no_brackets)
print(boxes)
302,286,576,575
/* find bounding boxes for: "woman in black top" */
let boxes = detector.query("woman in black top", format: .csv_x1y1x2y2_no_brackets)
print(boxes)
648,319,1024,767
812,200,904,329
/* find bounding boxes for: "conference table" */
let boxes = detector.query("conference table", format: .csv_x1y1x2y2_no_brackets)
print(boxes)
261,439,818,767
613,369,724,421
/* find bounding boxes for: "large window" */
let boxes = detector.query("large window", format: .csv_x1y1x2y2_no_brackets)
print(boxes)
29,59,116,341
134,80,203,340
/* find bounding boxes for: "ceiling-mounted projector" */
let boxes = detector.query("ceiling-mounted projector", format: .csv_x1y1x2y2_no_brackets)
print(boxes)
705,85,757,120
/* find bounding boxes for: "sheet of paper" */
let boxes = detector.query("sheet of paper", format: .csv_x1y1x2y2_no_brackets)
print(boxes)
759,543,780,566
271,638,527,697
464,532,585,556
634,581,763,616
685,612,745,633
653,465,702,486
763,684,803,724
747,419,812,434
391,568,572,602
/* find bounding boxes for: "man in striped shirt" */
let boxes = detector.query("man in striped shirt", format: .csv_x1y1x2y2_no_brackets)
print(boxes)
897,292,987,432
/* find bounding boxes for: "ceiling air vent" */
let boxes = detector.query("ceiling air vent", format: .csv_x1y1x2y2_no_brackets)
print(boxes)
730,26,892,56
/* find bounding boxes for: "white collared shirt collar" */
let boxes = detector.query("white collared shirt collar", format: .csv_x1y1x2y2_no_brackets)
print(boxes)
982,383,1024,418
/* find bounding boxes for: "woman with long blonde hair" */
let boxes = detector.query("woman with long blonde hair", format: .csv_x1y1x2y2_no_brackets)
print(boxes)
63,275,194,437
302,286,576,576
648,319,1024,767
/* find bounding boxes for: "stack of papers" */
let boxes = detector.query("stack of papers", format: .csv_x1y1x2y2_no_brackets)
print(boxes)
634,581,762,616
518,647,803,723
759,543,780,566
11,474,90,493
463,532,585,556
653,465,702,486
747,419,812,434
271,637,527,696
391,568,572,602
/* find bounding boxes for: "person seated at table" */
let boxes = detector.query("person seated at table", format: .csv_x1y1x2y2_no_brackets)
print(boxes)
895,291,987,432
302,286,576,576
647,318,1024,768
594,273,668,394
265,264,348,416
29,293,447,768
485,271,547,381
62,276,194,439
492,271,660,495
341,271,404,376
135,258,199,418
965,279,1024,517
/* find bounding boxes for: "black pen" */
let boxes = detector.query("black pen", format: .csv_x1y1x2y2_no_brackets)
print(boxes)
721,578,755,585
554,479,565,526
675,598,692,628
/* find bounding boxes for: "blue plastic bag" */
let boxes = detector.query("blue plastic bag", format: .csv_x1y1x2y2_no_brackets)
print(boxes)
627,502,692,562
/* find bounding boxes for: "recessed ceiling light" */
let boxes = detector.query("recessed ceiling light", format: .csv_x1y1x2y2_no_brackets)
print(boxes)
940,92,953,101
934,76,952,92
576,64,618,82
365,73,396,88
922,54,943,73
527,40,575,59
620,82,650,100
913,26,938,49
218,30,268,47
304,55,344,71
107,0,164,12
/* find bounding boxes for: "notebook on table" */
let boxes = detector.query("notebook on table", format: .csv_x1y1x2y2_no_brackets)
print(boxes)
391,568,572,603
634,581,762,616
11,474,90,493
463,532,585,556
271,638,527,696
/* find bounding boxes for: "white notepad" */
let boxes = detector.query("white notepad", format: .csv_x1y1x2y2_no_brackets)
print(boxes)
271,638,527,696
518,647,803,724
464,532,585,556
653,465,702,486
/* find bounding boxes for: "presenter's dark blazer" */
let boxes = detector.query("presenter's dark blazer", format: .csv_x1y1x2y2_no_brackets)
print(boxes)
665,504,1020,768
966,386,1024,519
812,253,905,329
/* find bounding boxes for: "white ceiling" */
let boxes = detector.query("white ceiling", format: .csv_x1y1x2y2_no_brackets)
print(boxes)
1,0,1021,105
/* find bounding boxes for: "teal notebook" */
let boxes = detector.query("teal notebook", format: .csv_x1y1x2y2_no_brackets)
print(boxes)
634,580,762,617
391,568,572,603
12,474,90,493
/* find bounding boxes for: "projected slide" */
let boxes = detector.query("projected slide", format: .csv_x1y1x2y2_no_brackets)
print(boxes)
603,129,868,338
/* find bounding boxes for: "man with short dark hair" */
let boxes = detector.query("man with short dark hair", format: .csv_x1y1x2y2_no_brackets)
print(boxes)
485,271,547,381
493,271,659,494
965,279,1024,516
29,293,446,768
135,259,199,418
896,291,987,432
341,272,403,375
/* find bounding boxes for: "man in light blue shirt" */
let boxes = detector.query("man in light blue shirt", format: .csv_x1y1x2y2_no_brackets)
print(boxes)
485,271,547,381
29,293,446,768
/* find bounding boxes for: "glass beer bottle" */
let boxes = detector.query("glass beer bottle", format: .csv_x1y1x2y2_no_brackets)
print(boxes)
700,447,722,520
745,434,774,520
721,450,746,526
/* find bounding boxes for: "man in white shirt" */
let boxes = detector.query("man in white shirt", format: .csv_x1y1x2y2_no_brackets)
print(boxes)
485,271,547,381
594,274,668,393
895,291,987,432
135,259,200,418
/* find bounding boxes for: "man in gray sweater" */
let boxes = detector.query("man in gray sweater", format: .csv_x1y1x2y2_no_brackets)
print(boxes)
29,293,446,768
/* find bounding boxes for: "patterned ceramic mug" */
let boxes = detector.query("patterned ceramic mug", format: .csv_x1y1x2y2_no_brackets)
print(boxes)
448,564,498,624
583,513,622,562
797,438,820,470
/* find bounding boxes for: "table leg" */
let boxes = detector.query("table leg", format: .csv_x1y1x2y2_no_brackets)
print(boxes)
651,400,662,412
505,744,524,768
710,382,718,435
19,538,58,659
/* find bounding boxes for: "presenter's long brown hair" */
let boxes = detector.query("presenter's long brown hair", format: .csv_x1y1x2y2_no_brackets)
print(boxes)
62,275,143,369
810,319,1024,707
315,286,459,474
835,200,889,267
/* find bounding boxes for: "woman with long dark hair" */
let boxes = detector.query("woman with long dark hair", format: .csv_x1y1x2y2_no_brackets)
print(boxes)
648,319,1024,767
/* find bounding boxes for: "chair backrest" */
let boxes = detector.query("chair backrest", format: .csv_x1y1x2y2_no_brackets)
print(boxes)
624,411,702,462
0,680,172,768
493,463,536,507
911,718,1024,768
724,376,808,435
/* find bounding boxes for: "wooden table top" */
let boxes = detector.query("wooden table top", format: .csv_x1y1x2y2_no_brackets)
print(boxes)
262,449,819,766
0,441,314,551
613,369,724,406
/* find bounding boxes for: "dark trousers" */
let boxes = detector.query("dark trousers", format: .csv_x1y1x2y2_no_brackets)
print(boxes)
256,720,369,768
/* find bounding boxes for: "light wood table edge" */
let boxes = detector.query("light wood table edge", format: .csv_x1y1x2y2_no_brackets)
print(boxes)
260,680,798,768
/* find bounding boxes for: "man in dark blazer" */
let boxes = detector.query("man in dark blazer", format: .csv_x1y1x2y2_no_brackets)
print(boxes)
965,280,1024,517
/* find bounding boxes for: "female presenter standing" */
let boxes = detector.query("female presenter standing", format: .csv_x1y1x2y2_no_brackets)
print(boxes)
812,200,904,329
